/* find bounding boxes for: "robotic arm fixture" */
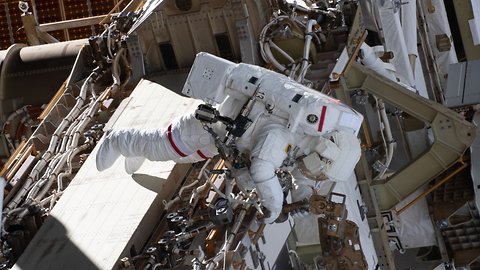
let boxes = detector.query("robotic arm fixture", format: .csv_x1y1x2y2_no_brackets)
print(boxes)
96,52,364,223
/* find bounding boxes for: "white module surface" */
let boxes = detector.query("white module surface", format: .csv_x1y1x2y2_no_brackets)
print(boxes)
13,79,201,270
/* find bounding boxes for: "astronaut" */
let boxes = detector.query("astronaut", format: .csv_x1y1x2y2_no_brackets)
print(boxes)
96,53,363,223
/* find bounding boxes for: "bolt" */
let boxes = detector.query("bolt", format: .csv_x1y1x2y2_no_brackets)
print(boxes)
119,257,130,268
217,206,228,214
146,246,157,254
437,219,449,229
328,224,337,232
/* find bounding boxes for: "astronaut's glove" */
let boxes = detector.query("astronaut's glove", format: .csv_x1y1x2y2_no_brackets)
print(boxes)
288,168,318,219
125,156,146,174
291,168,316,203
96,132,145,174
96,130,120,171
255,177,284,224
290,186,313,219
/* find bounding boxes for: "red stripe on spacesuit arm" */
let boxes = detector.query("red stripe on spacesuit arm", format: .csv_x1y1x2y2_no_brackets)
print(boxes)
196,150,208,160
167,124,187,157
318,105,327,132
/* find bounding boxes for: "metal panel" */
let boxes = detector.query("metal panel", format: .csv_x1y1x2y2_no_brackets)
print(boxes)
464,60,480,105
135,0,268,73
453,0,480,60
472,111,480,213
236,18,261,65
125,35,145,87
442,205,480,267
13,79,201,270
445,61,466,107
445,60,480,107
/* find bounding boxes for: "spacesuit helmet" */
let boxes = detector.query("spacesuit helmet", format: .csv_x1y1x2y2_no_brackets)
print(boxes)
296,129,361,182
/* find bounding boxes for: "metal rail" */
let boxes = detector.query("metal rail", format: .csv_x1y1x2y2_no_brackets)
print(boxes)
341,62,476,212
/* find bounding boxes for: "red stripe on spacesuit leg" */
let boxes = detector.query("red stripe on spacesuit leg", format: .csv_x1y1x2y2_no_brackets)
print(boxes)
167,124,187,157
318,105,327,132
196,150,208,160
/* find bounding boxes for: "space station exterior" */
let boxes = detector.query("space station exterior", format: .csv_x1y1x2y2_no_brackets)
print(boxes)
1,1,480,269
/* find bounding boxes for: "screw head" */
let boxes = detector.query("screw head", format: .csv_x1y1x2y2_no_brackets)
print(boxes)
119,257,130,268
328,224,337,231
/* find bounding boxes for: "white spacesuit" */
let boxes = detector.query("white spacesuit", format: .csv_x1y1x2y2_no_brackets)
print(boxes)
96,53,363,223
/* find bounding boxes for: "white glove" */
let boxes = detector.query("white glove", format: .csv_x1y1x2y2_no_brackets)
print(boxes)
289,168,317,219
96,130,120,171
256,177,283,224
290,168,316,203
125,156,146,174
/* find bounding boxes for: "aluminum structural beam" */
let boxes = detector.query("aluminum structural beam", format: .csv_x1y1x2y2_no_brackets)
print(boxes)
341,62,476,212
